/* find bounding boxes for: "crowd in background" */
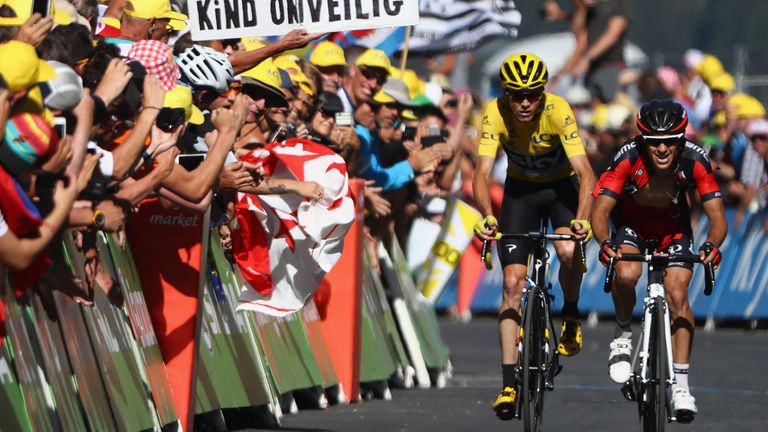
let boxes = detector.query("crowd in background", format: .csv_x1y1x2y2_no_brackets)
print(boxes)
0,0,767,318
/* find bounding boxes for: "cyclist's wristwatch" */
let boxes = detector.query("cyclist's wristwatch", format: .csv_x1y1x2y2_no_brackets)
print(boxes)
93,210,106,229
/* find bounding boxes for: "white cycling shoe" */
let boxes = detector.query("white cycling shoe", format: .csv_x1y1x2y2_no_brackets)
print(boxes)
672,388,697,423
608,337,632,383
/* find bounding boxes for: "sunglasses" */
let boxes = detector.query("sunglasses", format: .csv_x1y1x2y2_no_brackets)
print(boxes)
506,91,543,103
360,67,387,85
752,134,768,141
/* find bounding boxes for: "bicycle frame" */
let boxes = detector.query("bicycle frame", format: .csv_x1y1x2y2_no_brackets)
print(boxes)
603,250,715,430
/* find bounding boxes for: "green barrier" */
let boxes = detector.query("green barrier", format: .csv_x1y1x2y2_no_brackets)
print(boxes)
64,236,160,431
359,261,399,384
98,233,179,427
0,337,33,431
389,238,451,374
363,251,414,387
28,293,88,431
194,231,275,414
2,289,57,431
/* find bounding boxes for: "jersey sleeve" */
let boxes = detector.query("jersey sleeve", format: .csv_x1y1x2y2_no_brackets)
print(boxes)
549,98,586,159
477,100,502,158
692,158,722,202
595,158,631,200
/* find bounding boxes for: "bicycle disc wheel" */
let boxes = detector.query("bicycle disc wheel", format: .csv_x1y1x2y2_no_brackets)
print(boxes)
521,288,546,432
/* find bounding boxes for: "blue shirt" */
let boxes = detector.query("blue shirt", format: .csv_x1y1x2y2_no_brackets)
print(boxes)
355,125,415,191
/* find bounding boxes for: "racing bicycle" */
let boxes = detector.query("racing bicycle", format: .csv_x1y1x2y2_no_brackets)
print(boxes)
481,223,586,432
602,241,715,432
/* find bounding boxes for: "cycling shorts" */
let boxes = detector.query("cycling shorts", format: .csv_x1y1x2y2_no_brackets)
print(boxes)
613,226,695,270
498,176,579,266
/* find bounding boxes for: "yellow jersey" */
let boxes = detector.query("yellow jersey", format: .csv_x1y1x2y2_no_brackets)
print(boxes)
478,93,586,182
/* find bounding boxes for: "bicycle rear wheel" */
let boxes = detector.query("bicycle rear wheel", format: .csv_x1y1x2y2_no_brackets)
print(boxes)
642,297,667,432
521,287,546,432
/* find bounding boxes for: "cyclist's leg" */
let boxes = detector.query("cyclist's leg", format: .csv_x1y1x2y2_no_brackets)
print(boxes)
550,177,583,356
664,235,697,420
493,179,538,416
608,227,643,383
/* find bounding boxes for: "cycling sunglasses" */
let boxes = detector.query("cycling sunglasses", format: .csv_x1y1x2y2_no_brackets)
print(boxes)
505,90,543,103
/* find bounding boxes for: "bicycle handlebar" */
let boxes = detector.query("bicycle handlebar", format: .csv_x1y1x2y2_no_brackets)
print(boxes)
480,231,587,273
602,253,716,296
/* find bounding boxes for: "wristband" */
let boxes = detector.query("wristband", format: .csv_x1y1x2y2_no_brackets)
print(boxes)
93,210,106,229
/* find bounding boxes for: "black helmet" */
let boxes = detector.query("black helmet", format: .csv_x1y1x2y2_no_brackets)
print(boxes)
636,99,688,141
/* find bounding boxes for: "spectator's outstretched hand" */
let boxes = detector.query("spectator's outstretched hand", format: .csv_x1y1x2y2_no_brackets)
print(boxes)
295,181,324,200
53,173,77,210
94,59,133,106
149,125,182,156
364,180,391,217
77,153,102,193
94,200,126,232
154,146,179,178
41,135,73,173
408,147,439,173
15,13,53,47
280,29,326,50
142,75,166,110
220,162,260,190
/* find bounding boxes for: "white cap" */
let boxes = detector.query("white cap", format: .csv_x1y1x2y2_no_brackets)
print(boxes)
746,118,768,137
683,49,704,70
606,104,631,132
564,85,591,106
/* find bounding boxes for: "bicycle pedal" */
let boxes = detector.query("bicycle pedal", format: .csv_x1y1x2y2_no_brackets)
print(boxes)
621,381,636,401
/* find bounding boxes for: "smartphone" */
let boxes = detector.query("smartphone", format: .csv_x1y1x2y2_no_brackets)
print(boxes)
176,153,206,171
401,125,417,141
421,135,445,148
32,0,50,17
426,124,441,137
54,116,66,139
334,112,353,127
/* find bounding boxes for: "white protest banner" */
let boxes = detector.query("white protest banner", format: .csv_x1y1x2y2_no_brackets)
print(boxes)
187,0,420,41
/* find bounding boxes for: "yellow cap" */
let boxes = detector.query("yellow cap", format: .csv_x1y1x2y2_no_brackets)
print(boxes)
590,103,609,131
102,16,121,28
708,73,734,93
163,85,204,125
241,58,283,91
273,56,315,96
0,41,55,92
241,37,265,51
696,54,724,84
728,93,766,119
124,0,187,30
310,40,346,68
0,0,72,26
711,111,726,127
390,68,425,99
356,49,391,73
401,109,417,121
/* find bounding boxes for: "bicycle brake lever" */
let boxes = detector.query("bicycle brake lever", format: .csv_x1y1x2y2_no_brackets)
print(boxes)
481,239,493,271
604,257,616,293
703,244,715,296
577,239,587,274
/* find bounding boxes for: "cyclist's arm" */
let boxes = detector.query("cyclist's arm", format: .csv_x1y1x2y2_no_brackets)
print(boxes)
472,155,496,219
592,194,617,245
701,197,727,247
569,154,596,221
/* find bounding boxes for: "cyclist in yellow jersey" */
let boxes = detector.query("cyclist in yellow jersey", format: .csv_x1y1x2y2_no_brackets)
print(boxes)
472,53,596,420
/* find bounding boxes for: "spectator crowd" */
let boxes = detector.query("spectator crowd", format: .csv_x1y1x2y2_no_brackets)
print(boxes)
1,0,766,334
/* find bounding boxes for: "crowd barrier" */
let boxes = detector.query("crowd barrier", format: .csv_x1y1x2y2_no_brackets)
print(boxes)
0,184,452,430
461,208,768,321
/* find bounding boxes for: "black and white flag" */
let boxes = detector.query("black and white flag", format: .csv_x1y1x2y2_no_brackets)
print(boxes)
410,0,521,54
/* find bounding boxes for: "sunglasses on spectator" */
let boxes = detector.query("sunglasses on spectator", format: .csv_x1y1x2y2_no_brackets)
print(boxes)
505,91,543,103
360,67,387,85
320,108,339,118
222,82,243,98
752,134,768,141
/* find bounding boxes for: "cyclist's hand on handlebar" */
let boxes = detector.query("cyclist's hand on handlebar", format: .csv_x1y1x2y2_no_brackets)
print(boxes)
570,219,593,242
698,241,722,269
474,215,499,241
599,239,619,266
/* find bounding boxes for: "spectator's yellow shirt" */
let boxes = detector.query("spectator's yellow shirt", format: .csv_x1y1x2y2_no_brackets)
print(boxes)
478,93,586,182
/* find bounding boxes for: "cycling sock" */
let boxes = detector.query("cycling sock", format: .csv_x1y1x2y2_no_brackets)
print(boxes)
673,363,690,391
502,363,518,388
561,301,579,318
614,319,632,339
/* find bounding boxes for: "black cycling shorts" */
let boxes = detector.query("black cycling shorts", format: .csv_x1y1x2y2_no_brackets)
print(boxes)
498,176,579,266
613,226,695,270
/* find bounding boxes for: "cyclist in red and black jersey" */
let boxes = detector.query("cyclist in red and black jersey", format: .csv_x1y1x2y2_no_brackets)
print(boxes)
592,100,727,423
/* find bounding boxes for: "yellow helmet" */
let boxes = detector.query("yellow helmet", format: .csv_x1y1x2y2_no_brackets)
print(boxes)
499,53,548,92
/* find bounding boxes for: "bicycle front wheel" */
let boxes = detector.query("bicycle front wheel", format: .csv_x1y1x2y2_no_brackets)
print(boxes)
642,297,667,432
521,287,546,432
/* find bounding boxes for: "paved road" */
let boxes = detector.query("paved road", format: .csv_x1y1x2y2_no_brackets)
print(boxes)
268,318,767,432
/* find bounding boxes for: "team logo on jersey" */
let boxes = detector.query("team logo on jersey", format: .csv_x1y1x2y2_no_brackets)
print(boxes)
545,103,555,112
565,131,579,141
634,169,643,176
482,132,497,141
563,115,575,127
668,244,684,254
506,244,517,253
482,114,491,126
624,227,637,238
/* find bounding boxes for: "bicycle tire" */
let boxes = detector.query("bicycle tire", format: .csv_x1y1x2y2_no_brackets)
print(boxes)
521,287,546,432
642,297,667,432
